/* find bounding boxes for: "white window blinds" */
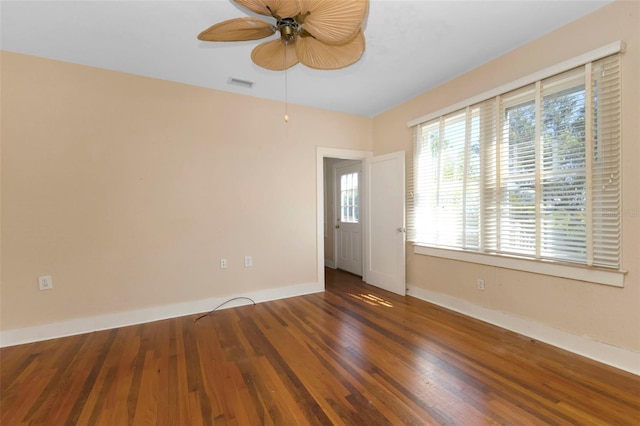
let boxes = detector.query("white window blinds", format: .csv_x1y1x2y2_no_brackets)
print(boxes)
409,54,621,269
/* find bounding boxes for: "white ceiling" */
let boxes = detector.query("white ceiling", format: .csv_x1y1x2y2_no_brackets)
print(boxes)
1,0,612,117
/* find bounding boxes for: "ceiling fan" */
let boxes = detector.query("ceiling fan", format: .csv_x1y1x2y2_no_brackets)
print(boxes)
198,0,369,71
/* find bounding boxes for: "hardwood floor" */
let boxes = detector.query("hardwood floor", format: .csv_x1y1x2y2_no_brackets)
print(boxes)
2,268,639,425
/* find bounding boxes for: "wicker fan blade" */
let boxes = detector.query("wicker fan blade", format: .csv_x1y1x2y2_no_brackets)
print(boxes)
296,30,364,70
299,0,368,45
234,0,301,18
251,40,299,70
198,17,276,41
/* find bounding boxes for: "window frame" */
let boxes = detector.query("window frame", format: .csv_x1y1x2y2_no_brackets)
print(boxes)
339,171,359,224
406,42,626,288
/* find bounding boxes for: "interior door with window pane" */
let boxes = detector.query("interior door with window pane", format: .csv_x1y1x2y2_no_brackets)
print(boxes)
335,161,362,276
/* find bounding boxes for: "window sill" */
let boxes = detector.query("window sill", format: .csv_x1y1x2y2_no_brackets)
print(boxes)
412,245,626,287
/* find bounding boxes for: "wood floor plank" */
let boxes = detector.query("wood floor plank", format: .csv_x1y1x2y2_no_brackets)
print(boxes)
2,268,639,425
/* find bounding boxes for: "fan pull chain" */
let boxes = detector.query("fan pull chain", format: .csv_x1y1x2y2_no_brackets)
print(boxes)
284,41,289,123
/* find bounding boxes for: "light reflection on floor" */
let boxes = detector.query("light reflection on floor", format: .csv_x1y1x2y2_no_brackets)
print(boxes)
347,292,394,308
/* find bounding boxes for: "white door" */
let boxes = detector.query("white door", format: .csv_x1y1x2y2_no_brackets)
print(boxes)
335,161,363,276
364,151,406,295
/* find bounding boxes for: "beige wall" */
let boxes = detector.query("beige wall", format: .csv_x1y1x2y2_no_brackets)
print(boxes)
0,52,372,331
373,0,640,352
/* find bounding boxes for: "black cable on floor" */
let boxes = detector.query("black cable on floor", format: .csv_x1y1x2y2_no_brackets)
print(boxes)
193,296,256,323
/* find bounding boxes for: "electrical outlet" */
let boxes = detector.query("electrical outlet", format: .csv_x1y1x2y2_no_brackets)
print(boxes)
244,256,253,267
39,275,53,290
477,279,485,291
220,258,228,269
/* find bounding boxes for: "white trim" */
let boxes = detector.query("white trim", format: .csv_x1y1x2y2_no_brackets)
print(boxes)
414,245,626,287
406,285,640,376
407,41,625,128
317,147,372,288
0,281,322,348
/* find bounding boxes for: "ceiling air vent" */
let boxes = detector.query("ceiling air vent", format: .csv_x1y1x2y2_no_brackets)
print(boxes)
227,77,255,89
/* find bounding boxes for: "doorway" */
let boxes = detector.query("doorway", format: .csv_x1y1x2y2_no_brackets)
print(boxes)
316,148,406,295
317,148,370,287
331,159,363,276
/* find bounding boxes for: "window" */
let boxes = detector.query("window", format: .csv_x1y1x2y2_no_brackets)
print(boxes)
340,172,359,223
410,54,621,272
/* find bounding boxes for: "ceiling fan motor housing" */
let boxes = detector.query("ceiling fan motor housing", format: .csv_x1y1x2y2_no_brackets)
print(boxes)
278,18,298,42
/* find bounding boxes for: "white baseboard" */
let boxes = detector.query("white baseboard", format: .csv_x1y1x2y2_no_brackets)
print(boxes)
324,259,337,269
406,284,640,376
0,281,324,348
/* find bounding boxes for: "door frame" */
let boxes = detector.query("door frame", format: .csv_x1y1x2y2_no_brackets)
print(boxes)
317,148,372,289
